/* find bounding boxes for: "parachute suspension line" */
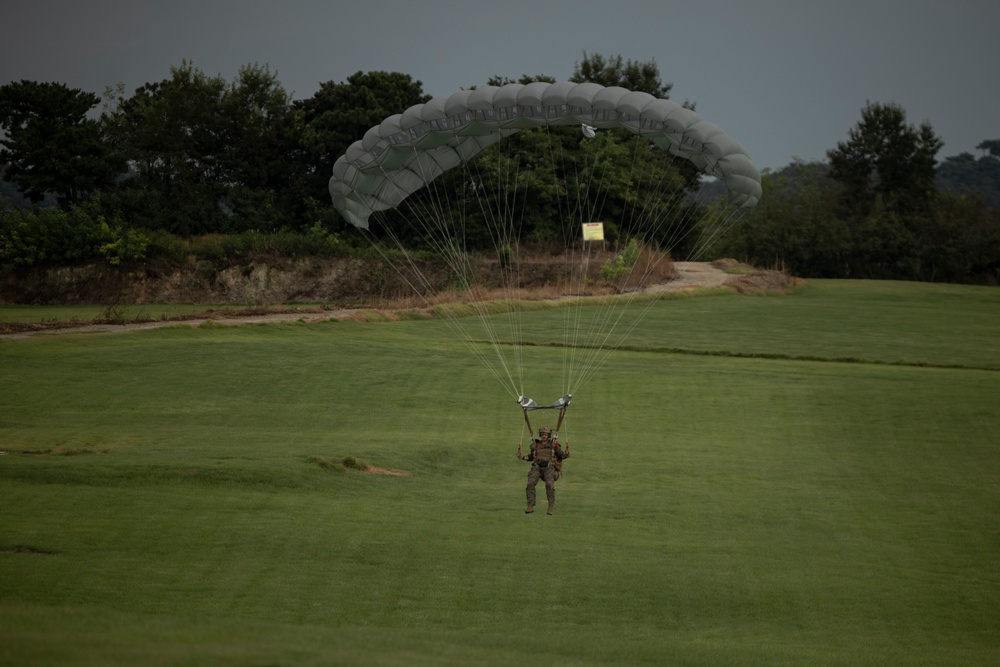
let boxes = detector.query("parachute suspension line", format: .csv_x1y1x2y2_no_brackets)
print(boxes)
554,125,591,398
506,124,640,399
554,124,628,396
360,216,516,397
417,138,530,401
567,133,652,400
458,137,528,398
562,145,756,395
477,136,529,399
540,124,582,396
504,137,532,398
687,197,748,262
551,124,598,398
364,156,524,401
329,81,761,417
400,137,532,403
568,129,629,394
558,133,719,397
434,144,533,401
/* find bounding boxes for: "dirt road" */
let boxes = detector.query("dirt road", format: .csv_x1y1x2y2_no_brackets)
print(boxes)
1,262,742,340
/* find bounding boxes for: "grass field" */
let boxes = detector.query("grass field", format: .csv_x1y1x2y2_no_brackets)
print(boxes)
1,279,998,666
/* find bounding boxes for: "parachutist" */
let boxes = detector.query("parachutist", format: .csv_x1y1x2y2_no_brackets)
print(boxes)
517,426,569,515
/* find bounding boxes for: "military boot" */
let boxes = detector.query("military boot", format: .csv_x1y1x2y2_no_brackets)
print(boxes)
547,502,554,515
525,504,535,514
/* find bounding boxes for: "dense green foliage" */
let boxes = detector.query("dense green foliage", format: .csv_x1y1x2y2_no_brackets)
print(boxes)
0,202,146,266
2,57,1000,284
571,52,674,98
828,102,941,220
295,69,430,213
0,202,354,269
0,81,123,205
937,150,1000,207
716,103,1000,284
2,281,998,665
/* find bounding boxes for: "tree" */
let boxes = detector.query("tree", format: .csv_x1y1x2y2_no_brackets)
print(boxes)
976,139,1000,158
571,52,673,98
217,63,304,231
0,80,122,206
716,162,848,277
452,58,702,252
485,74,556,87
937,148,1000,208
571,52,700,190
826,102,944,278
827,102,942,219
101,61,228,234
295,71,429,225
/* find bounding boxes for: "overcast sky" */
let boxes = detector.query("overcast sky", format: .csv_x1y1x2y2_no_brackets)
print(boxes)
2,0,997,171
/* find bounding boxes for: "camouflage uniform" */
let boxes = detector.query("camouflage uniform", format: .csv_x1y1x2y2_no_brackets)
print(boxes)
520,431,569,514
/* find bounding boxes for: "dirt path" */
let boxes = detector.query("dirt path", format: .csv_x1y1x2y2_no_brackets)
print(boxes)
651,261,733,291
0,262,745,340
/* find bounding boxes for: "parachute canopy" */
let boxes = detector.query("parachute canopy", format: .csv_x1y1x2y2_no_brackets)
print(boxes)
329,81,761,229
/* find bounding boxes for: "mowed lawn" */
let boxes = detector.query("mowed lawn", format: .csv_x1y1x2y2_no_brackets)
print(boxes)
1,280,998,666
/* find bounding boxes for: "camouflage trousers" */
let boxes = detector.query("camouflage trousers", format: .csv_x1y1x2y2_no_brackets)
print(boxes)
526,464,560,506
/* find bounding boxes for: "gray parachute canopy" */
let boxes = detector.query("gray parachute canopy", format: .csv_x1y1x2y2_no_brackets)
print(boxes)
329,81,761,229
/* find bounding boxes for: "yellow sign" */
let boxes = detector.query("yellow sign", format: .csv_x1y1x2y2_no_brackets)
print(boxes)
582,222,604,241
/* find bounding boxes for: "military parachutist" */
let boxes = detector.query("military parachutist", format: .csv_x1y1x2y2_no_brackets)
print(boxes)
516,395,571,515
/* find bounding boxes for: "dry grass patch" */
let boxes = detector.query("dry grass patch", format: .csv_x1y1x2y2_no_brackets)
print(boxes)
307,454,409,476
16,446,107,456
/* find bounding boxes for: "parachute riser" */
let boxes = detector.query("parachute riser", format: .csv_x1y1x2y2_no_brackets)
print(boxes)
519,393,571,440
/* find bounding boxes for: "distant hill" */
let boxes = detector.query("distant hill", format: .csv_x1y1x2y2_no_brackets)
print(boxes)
935,153,1000,207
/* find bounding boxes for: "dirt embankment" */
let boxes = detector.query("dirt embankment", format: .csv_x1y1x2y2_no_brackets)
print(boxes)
0,258,796,339
0,256,390,306
664,259,797,295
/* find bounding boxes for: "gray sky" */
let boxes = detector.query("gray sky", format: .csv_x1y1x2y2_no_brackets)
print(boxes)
2,0,997,170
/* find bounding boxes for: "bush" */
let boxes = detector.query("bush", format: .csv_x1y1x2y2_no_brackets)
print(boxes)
0,203,149,268
600,237,641,283
161,224,354,265
0,206,363,271
97,220,149,266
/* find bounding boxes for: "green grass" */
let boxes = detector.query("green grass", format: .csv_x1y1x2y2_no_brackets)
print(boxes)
1,280,998,665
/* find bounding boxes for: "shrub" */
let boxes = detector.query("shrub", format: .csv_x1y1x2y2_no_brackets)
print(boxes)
97,220,149,266
600,238,641,283
0,203,149,268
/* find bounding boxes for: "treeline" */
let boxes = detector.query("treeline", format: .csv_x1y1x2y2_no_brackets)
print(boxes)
2,57,999,285
0,62,427,237
0,62,431,270
0,55,703,270
717,119,1000,283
